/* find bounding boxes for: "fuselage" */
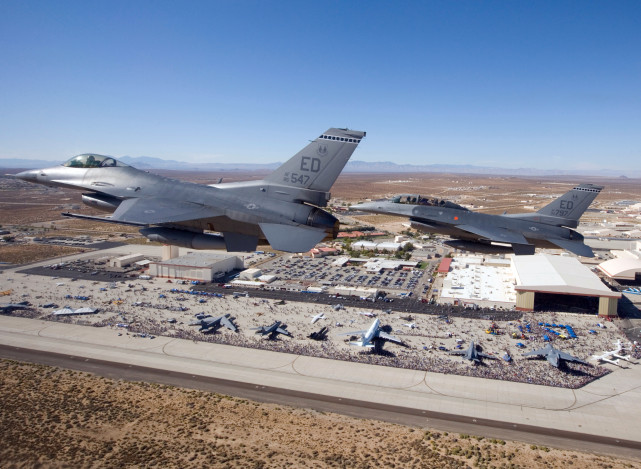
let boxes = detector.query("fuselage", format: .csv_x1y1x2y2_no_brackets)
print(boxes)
16,162,337,240
353,200,582,248
361,318,381,345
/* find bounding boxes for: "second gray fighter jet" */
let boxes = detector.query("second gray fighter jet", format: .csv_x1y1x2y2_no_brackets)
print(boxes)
352,184,601,257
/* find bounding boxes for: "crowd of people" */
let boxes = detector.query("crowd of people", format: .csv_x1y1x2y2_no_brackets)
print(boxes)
3,273,634,390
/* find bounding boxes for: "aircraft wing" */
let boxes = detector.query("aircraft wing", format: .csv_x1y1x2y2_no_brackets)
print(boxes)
111,197,223,225
557,350,588,365
378,331,402,344
546,238,594,257
220,316,237,332
456,224,530,245
276,327,290,336
522,348,547,358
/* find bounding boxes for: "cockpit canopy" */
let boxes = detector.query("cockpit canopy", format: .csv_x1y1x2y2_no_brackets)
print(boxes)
62,154,129,168
390,194,468,211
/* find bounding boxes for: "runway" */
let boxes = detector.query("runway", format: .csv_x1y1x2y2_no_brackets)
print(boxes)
1,317,640,459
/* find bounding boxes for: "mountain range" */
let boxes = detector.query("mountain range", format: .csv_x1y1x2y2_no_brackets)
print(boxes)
1,155,637,178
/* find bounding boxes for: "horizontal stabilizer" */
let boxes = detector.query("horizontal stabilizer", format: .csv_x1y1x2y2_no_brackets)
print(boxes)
547,238,594,257
259,223,327,252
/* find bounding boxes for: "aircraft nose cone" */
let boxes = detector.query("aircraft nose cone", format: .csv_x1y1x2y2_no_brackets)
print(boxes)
15,169,39,182
351,202,378,212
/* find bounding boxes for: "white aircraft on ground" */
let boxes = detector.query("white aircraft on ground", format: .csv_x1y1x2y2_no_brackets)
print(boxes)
341,318,403,352
359,312,376,318
592,340,632,365
310,312,326,324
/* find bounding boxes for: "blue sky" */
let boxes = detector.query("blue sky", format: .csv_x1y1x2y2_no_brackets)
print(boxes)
1,1,639,169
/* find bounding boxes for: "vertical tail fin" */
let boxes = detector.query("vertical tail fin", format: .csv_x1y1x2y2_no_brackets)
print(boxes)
264,128,366,192
536,184,603,227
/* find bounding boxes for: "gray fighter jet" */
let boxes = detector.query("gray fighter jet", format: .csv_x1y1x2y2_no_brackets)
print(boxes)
252,320,291,339
449,341,494,364
189,313,237,333
523,343,588,368
352,184,601,257
16,128,365,253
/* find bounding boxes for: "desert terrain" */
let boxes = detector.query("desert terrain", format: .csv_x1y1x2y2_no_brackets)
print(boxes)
0,359,636,469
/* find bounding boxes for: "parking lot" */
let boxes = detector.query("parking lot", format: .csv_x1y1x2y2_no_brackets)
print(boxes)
257,255,438,299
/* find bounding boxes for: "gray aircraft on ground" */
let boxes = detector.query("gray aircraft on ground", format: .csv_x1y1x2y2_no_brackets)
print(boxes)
351,184,602,257
189,313,237,333
523,343,588,368
449,341,494,364
252,320,291,339
15,128,366,253
0,301,31,313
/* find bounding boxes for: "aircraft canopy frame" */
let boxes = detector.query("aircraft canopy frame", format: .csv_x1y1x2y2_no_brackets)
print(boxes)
63,154,130,168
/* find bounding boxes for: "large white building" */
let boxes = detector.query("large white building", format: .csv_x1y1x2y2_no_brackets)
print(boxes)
598,241,641,281
440,256,516,308
148,252,243,282
512,254,620,316
109,253,146,268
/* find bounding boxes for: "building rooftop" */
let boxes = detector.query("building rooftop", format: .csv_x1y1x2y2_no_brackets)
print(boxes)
441,257,516,303
154,252,238,268
598,257,641,280
513,254,620,298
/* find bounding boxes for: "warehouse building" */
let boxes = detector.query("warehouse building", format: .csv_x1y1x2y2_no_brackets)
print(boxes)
440,256,516,309
512,254,620,317
148,252,243,282
109,253,146,268
598,242,641,281
598,257,641,281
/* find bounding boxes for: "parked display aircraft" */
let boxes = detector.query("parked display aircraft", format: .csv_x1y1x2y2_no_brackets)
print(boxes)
310,312,326,324
0,302,30,313
342,318,403,352
16,128,365,253
523,343,588,368
449,341,494,364
309,326,329,341
352,184,602,257
592,340,632,365
252,321,291,339
189,313,237,333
